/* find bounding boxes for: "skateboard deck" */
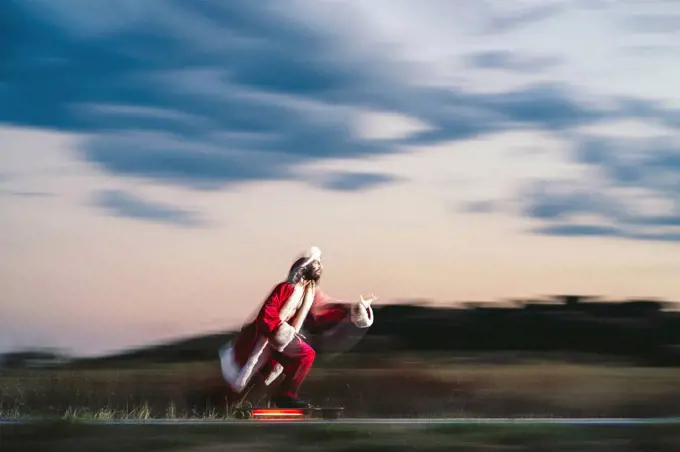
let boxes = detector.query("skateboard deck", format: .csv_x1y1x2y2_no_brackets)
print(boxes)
230,401,343,420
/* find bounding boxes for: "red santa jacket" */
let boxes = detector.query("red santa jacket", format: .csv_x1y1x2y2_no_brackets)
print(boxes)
219,280,373,392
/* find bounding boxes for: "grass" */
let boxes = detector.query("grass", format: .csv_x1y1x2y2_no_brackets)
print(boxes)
2,354,680,419
0,405,226,422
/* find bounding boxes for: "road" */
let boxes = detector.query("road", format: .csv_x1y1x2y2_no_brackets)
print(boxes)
2,417,680,426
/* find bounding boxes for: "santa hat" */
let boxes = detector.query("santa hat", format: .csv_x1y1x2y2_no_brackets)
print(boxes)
299,246,322,267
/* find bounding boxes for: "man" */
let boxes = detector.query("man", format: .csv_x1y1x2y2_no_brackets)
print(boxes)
219,246,376,409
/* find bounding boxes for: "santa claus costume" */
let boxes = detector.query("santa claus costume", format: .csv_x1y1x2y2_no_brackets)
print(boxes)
218,246,375,409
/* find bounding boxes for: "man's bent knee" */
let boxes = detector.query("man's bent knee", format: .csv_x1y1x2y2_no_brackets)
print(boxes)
301,344,316,363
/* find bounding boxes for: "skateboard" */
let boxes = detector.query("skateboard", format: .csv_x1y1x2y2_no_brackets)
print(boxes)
230,401,344,420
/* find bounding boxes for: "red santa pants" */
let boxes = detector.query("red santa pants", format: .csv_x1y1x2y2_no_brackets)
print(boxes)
270,335,316,399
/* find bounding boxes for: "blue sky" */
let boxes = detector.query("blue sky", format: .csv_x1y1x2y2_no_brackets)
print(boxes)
2,0,680,356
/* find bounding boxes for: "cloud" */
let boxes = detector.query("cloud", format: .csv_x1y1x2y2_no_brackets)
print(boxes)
620,45,680,58
521,180,600,221
536,224,623,238
0,190,54,198
83,130,307,190
536,224,680,243
481,2,566,34
465,128,680,243
572,136,680,192
2,0,679,242
0,1,400,190
624,14,680,34
313,171,401,192
92,189,205,227
465,50,561,73
515,134,680,242
3,1,675,183
390,83,664,147
463,200,502,214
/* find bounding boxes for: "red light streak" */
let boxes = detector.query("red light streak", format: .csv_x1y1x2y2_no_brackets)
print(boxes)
251,409,305,417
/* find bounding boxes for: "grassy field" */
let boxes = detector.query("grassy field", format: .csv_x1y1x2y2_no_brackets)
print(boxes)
2,421,680,452
2,354,680,419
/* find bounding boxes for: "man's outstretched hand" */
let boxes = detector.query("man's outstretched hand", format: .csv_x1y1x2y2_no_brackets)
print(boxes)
350,293,377,328
359,293,378,309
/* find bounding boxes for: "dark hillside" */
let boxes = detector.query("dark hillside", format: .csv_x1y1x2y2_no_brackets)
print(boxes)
58,295,680,368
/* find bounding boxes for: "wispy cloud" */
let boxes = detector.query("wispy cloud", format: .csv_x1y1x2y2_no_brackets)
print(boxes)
0,190,54,198
516,133,680,241
313,171,401,192
0,1,398,190
536,224,680,243
465,50,561,73
1,0,679,241
2,2,673,182
624,14,680,34
536,224,623,238
481,2,566,34
92,189,205,227
463,200,502,214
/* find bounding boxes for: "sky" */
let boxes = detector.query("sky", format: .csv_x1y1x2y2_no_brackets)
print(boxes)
1,0,680,357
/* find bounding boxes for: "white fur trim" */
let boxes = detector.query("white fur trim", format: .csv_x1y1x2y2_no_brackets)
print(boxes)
351,303,374,328
219,338,272,393
218,343,241,389
264,363,285,385
272,322,296,351
279,284,305,322
290,283,316,331
236,338,270,390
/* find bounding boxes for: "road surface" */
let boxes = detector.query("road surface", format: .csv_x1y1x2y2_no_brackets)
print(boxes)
2,417,680,425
